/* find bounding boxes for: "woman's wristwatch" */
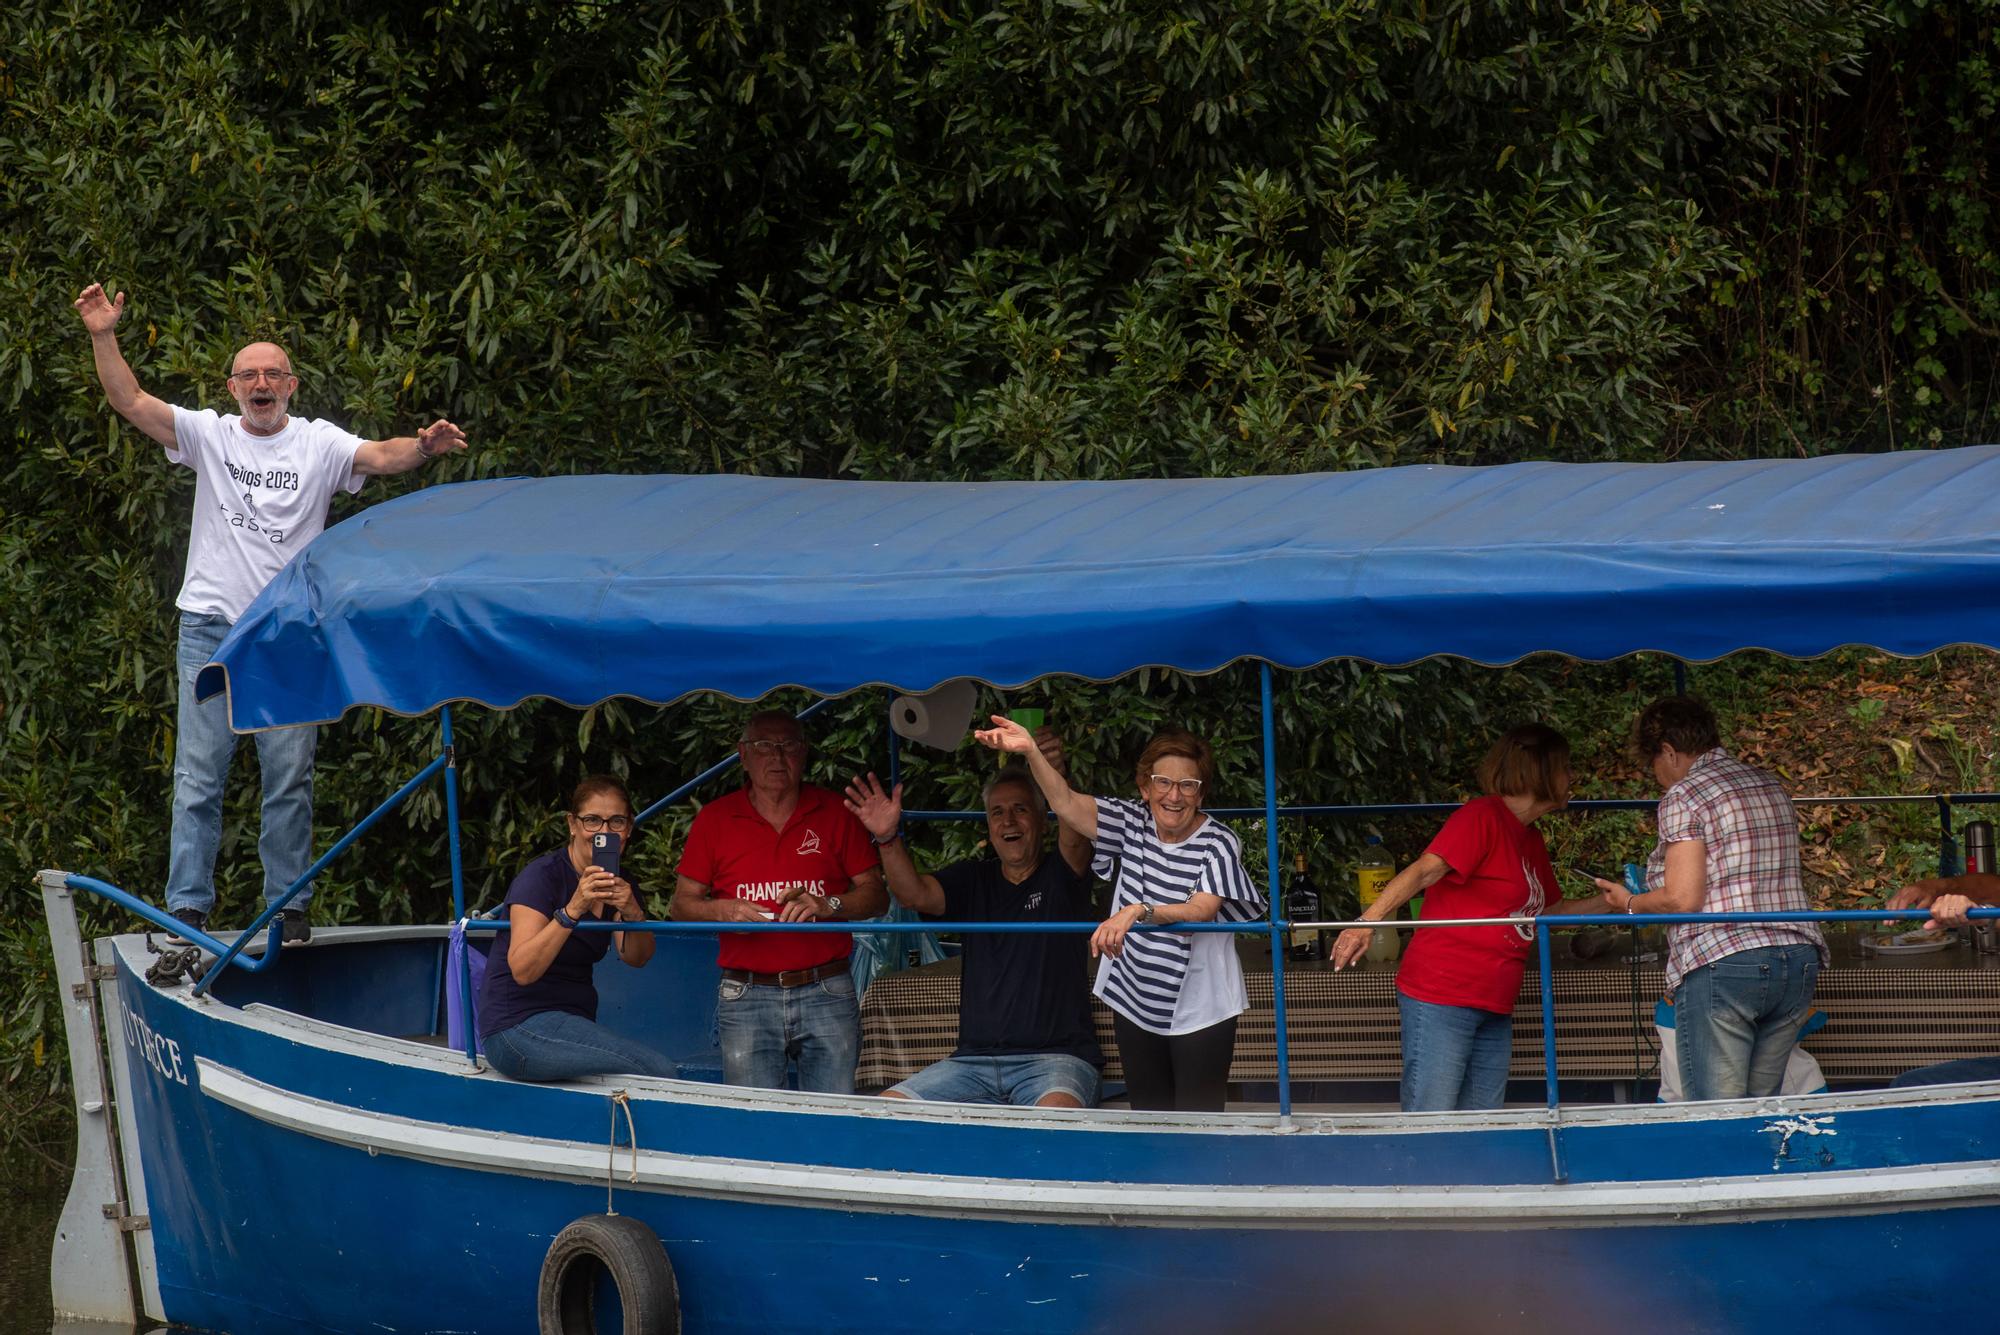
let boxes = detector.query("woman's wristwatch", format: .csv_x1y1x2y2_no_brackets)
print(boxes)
553,906,579,929
1136,903,1156,925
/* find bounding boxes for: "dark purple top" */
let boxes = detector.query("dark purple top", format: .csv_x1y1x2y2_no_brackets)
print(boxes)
478,848,616,1039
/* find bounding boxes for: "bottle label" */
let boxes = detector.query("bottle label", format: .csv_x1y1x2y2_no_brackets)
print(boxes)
1356,866,1393,908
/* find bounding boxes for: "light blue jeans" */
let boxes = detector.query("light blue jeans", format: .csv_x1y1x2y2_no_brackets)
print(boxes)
167,612,317,916
1675,943,1821,1101
483,1009,679,1082
1398,993,1513,1112
888,1053,1102,1107
716,971,859,1094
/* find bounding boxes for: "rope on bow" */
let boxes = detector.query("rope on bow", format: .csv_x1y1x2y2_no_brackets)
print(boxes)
606,1089,638,1214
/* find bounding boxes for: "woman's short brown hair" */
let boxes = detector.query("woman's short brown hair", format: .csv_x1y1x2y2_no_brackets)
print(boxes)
1477,724,1571,803
1133,729,1216,791
1632,695,1720,762
568,773,633,816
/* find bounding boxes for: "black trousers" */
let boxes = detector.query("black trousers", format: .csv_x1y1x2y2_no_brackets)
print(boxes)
1111,1013,1238,1112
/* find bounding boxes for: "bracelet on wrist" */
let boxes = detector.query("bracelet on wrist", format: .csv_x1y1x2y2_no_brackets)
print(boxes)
871,830,901,846
553,906,579,929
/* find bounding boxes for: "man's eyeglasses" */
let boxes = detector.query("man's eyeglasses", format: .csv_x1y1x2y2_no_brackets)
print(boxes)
1146,774,1204,797
744,739,808,757
572,813,633,832
228,368,294,385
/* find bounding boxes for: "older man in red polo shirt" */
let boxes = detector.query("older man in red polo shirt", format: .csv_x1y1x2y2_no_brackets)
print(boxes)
673,710,887,1092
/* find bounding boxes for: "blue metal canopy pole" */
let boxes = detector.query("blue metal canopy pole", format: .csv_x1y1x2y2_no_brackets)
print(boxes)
1260,663,1293,1120
441,706,477,1063
442,706,466,921
1537,920,1566,1183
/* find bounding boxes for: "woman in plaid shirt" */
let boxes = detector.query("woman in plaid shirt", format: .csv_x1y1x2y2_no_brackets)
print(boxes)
1605,697,1827,1101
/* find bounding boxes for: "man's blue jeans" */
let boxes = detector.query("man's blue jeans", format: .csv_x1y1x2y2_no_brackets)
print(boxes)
166,612,317,917
716,970,860,1094
1397,993,1513,1112
1675,943,1821,1101
483,1010,679,1082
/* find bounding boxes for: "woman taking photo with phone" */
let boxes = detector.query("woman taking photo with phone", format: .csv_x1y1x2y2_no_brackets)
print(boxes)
478,775,678,1081
974,717,1265,1112
1330,725,1612,1112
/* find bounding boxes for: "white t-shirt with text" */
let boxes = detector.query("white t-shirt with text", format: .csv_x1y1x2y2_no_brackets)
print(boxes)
169,407,365,621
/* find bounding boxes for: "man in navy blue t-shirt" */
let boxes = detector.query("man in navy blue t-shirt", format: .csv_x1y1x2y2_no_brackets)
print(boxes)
844,737,1102,1107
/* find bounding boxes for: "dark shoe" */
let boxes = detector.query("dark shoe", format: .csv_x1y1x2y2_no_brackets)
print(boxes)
165,907,208,947
279,909,313,945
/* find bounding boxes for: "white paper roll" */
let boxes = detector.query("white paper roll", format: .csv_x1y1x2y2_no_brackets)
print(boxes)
889,678,977,750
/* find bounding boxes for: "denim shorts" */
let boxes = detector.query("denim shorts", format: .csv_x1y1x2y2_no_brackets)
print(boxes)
888,1053,1102,1107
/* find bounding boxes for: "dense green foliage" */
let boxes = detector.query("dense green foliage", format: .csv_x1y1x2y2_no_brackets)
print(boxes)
7,0,2000,1160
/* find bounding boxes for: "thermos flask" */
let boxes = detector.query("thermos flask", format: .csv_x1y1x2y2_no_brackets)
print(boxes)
1963,821,1997,954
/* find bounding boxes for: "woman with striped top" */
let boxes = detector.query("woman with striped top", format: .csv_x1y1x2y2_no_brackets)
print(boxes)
974,717,1266,1112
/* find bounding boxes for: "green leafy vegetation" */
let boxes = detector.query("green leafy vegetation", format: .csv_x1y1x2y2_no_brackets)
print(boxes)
7,0,2000,1163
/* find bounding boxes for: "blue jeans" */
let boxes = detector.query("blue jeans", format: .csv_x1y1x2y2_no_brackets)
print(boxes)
888,1053,1102,1107
166,612,318,916
716,971,859,1094
1398,993,1513,1112
482,1009,679,1082
1890,1057,2000,1089
1676,943,1821,1101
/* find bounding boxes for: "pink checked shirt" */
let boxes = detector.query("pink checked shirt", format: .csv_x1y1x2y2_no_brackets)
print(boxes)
1646,748,1826,995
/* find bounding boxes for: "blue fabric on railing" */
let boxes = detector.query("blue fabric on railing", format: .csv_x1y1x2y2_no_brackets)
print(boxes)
196,452,2000,729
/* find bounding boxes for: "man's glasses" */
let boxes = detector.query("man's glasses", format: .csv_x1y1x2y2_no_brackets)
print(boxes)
1146,774,1204,797
572,813,633,832
744,739,807,757
228,368,294,385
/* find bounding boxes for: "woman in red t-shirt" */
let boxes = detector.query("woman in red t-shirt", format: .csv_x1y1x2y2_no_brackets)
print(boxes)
1331,725,1612,1111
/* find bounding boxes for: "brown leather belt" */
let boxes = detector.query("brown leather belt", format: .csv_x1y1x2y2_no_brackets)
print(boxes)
720,960,848,988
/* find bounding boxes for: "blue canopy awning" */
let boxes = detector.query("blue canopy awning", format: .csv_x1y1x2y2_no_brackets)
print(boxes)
197,449,2000,730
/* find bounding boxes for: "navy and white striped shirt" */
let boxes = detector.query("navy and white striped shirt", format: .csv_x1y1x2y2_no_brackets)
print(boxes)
1091,797,1265,1034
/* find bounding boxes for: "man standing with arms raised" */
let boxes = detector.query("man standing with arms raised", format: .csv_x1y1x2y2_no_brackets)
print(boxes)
673,710,887,1092
74,282,467,943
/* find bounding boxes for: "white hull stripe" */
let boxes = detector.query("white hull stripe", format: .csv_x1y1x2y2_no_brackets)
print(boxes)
197,1059,2000,1230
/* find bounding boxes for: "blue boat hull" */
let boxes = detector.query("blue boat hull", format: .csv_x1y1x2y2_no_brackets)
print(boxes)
100,929,2000,1335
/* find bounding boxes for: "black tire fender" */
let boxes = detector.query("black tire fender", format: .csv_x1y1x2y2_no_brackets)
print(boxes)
537,1213,680,1335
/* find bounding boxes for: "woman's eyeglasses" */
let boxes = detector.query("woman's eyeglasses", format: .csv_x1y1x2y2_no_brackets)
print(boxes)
573,813,633,832
1146,775,1204,797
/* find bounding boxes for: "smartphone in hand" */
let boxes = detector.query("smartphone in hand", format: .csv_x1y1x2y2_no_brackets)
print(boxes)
591,831,622,878
1569,865,1608,886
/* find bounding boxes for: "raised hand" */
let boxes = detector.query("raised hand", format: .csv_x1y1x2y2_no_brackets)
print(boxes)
74,283,126,335
842,772,903,842
972,714,1034,755
418,419,467,457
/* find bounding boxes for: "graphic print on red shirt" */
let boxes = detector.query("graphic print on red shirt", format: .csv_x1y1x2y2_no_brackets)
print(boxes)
676,785,879,972
1395,795,1558,1015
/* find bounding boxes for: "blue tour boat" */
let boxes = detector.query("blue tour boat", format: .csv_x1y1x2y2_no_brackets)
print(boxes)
40,451,2000,1334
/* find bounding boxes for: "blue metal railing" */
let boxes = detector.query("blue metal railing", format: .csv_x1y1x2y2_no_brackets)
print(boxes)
55,673,2000,1172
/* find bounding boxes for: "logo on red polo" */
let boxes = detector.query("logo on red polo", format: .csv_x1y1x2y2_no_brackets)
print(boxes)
796,829,822,856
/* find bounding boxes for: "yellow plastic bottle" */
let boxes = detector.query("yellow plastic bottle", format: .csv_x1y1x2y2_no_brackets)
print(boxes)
1356,835,1400,963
